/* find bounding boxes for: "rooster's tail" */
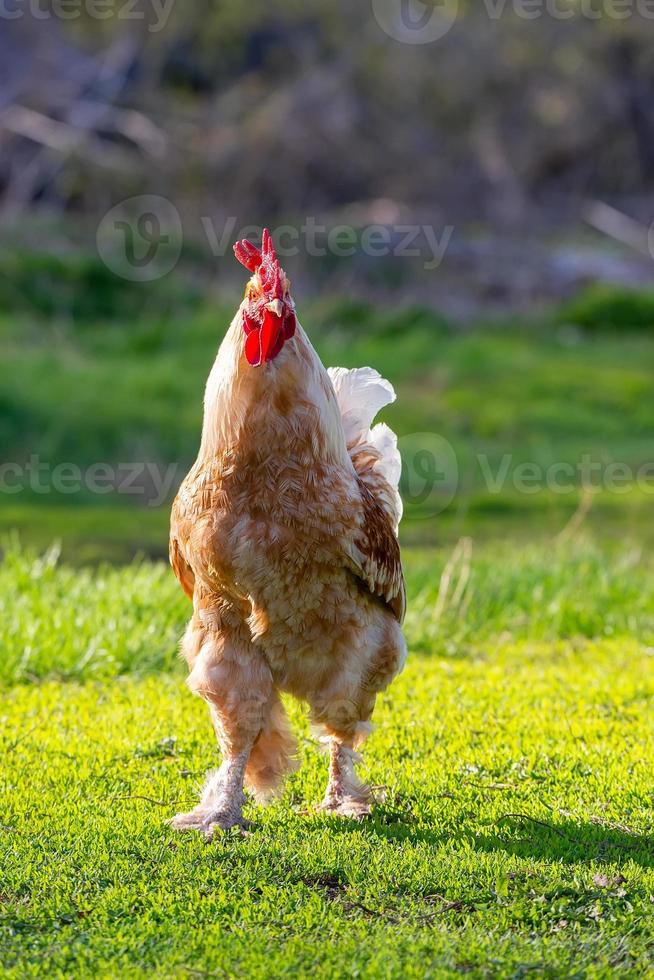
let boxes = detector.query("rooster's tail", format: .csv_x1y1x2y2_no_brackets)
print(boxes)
328,366,403,528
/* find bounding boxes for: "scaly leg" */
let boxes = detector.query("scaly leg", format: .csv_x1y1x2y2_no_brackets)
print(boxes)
171,622,272,836
320,739,373,819
171,750,251,835
317,614,406,819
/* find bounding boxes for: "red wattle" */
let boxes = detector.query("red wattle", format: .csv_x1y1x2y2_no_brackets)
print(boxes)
243,312,258,335
245,329,262,366
268,326,285,360
282,309,296,340
260,310,282,362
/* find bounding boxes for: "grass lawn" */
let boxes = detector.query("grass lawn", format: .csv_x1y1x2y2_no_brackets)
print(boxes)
2,539,654,977
3,295,654,500
2,277,654,974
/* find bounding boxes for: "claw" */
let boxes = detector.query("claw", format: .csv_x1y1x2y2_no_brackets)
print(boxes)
320,741,373,819
319,798,372,820
170,806,248,836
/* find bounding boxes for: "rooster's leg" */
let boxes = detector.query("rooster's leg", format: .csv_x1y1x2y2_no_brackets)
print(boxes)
171,748,250,835
320,739,373,819
171,625,273,836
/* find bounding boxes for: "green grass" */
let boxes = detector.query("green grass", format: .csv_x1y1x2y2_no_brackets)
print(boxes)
3,276,654,974
2,539,654,977
1,537,653,685
2,295,654,494
3,282,654,563
3,484,654,566
0,504,172,565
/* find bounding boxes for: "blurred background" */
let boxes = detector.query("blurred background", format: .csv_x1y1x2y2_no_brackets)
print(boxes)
1,0,653,561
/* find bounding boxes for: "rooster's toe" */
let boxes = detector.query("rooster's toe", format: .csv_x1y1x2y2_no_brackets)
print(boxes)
319,797,373,820
170,806,248,836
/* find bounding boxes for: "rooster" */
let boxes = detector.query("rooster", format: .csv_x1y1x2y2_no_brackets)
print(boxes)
169,230,406,834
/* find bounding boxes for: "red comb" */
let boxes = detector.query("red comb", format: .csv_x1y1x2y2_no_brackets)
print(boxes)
233,238,261,273
234,228,283,302
235,229,293,365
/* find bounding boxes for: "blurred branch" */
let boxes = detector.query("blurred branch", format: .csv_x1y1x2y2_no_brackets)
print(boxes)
1,104,166,161
0,106,130,169
0,33,142,219
584,200,651,257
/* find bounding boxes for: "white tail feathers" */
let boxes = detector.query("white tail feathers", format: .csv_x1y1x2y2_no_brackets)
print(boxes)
327,367,396,446
368,422,402,490
328,366,403,525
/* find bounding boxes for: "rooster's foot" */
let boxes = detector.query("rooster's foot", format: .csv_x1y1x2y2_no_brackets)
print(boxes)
170,804,248,836
319,795,373,820
171,761,250,836
320,741,373,819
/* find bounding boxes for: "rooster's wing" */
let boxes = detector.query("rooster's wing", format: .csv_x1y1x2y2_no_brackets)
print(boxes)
169,489,196,601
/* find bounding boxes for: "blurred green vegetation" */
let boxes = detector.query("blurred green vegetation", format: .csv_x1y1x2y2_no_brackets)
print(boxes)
560,285,654,332
2,253,654,554
0,250,203,322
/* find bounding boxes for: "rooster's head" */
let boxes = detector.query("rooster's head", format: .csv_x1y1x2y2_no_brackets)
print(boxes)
233,228,297,367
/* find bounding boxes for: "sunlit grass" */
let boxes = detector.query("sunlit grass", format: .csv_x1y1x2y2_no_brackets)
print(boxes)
1,537,653,685
1,538,654,976
2,573,654,976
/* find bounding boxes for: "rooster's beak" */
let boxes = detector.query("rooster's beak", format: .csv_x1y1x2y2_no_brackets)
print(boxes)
264,299,284,318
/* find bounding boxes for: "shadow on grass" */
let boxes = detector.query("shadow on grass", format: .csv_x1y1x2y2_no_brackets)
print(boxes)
310,805,654,869
473,813,654,869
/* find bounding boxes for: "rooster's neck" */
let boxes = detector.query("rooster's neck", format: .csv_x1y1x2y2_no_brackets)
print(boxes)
198,311,348,469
